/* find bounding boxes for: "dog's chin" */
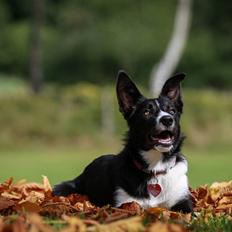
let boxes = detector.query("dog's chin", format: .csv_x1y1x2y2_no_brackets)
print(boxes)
154,144,173,153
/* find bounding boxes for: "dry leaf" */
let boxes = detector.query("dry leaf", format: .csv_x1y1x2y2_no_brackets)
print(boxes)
1,191,22,200
0,218,3,232
62,215,86,232
11,216,27,232
0,197,15,211
15,201,41,213
120,201,142,214
148,221,186,232
88,216,143,232
0,176,232,232
27,214,54,232
0,177,13,193
42,175,52,193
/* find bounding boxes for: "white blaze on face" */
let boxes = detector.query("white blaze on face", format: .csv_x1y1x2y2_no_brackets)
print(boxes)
155,100,173,128
154,100,174,152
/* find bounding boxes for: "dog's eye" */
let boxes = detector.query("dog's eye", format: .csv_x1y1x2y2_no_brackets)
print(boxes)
169,109,175,115
144,110,151,117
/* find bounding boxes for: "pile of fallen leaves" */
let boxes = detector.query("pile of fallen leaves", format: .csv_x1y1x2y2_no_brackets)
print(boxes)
0,177,231,232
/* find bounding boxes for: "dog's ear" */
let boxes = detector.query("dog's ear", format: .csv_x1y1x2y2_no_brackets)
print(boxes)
160,73,185,112
116,70,143,118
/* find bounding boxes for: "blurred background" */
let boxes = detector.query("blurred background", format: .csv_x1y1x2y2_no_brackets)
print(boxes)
0,0,231,187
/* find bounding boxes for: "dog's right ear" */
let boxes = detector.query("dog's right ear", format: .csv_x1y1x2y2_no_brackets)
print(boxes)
116,70,143,118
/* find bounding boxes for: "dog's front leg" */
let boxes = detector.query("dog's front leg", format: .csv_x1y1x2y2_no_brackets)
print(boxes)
171,198,193,213
164,159,192,212
53,179,77,196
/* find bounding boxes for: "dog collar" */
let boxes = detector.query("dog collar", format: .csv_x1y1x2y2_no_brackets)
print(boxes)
133,158,176,198
133,159,167,177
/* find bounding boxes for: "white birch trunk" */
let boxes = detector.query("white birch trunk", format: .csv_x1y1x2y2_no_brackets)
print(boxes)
150,0,192,97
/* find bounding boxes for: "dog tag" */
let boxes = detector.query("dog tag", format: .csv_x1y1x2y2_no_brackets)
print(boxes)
147,184,162,197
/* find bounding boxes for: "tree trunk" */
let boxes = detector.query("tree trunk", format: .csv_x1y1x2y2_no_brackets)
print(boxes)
29,0,44,94
150,0,192,97
101,87,115,138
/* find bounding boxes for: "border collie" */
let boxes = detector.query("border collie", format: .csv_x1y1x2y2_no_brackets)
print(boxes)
53,71,193,213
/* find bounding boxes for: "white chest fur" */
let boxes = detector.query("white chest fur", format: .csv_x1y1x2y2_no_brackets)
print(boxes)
114,150,189,209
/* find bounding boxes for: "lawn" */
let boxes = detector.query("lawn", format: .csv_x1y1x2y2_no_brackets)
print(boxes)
0,81,231,190
0,143,231,232
0,144,231,188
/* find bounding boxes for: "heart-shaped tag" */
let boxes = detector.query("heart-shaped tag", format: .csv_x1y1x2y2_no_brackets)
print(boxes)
147,184,162,197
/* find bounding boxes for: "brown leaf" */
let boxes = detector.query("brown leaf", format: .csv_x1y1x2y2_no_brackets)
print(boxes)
0,176,231,231
0,217,3,231
145,207,192,224
210,181,232,202
66,194,89,204
15,201,41,213
11,216,27,232
120,201,142,214
62,215,86,232
0,177,13,193
89,216,143,232
1,191,22,200
27,214,54,232
40,202,79,216
42,175,52,193
218,196,232,206
148,221,187,232
146,207,168,217
0,197,15,211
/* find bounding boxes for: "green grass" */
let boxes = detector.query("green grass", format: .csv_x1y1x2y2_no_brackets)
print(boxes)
0,144,231,188
0,145,102,185
186,146,232,187
0,75,27,96
190,215,232,232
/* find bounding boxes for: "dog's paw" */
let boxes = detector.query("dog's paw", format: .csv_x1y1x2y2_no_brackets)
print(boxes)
170,197,193,213
52,184,66,196
52,181,76,196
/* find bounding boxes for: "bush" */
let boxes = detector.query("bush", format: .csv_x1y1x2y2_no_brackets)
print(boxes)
0,80,231,148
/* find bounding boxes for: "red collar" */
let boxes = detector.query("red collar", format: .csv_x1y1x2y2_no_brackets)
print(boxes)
133,159,167,177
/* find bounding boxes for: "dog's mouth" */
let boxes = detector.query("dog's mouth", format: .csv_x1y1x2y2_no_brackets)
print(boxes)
150,130,174,147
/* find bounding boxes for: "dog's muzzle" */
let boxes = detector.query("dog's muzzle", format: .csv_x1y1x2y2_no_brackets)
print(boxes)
150,127,175,152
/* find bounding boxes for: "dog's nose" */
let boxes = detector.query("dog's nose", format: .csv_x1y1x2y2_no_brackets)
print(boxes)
160,116,174,127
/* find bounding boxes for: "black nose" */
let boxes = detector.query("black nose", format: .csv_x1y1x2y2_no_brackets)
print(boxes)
160,116,174,127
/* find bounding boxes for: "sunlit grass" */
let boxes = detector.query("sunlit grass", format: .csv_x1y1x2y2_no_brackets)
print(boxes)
0,144,231,188
185,146,232,187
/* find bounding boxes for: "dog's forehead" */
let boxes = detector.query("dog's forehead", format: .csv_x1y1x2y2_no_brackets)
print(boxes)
138,97,174,111
139,98,159,109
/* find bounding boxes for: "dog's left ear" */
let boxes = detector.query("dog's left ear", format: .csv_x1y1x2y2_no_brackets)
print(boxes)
116,70,143,118
160,73,185,112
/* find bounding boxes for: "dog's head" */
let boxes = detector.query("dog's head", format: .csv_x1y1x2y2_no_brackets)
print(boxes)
116,70,185,153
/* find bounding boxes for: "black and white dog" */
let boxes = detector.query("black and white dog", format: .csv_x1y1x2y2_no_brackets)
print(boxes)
53,71,192,213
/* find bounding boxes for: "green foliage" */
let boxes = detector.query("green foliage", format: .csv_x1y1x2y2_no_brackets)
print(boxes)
0,80,231,148
43,0,176,85
182,89,232,146
190,215,232,232
1,0,232,88
0,83,102,146
180,0,232,89
0,74,27,95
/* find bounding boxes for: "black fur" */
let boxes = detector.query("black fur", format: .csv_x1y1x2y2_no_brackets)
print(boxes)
53,71,193,213
171,198,193,213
